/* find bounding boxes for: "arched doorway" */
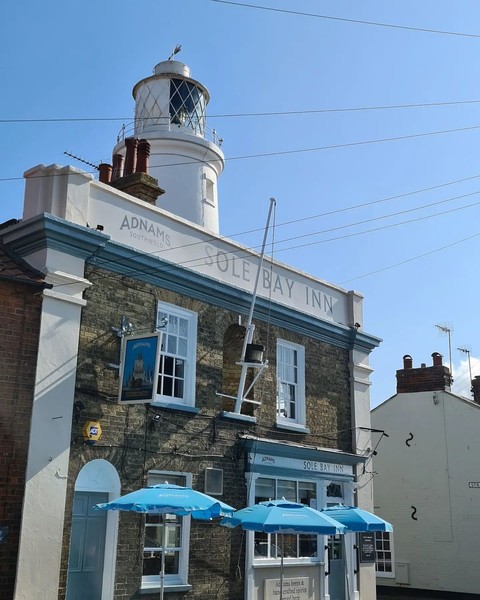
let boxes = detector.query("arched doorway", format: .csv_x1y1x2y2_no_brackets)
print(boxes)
66,460,120,600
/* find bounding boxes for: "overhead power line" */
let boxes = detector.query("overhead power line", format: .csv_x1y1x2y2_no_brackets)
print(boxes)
3,121,479,184
275,189,480,248
270,174,480,230
210,99,480,118
28,170,480,296
51,193,480,293
3,99,480,124
276,199,480,255
217,123,480,164
208,0,480,39
340,231,480,284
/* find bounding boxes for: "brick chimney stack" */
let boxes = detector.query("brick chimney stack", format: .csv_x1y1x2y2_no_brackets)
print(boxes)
105,138,165,205
396,352,452,394
471,376,480,405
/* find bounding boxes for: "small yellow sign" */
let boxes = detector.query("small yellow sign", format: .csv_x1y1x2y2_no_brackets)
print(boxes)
82,420,102,442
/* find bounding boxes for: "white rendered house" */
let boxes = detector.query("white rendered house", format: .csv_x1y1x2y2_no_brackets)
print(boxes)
372,352,480,597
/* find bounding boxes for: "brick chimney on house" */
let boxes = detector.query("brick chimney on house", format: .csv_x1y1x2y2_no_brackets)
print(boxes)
396,352,452,393
99,138,165,205
471,376,480,405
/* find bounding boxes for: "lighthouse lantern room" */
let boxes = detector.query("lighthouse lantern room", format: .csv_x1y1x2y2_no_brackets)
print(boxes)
112,59,225,233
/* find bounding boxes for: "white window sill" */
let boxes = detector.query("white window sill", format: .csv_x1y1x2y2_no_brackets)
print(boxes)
221,411,257,423
275,421,309,434
140,584,192,595
254,558,324,569
152,400,199,415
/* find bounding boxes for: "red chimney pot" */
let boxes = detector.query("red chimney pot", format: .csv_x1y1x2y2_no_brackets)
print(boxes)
112,154,124,181
136,139,151,174
124,138,139,176
98,163,112,184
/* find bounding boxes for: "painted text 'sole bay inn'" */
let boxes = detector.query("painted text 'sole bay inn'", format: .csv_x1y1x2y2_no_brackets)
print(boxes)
2,58,381,600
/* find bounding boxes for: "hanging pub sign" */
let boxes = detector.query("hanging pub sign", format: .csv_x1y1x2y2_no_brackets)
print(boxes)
119,333,162,404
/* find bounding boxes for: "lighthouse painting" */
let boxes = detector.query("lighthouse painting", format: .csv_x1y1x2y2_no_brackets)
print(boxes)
119,333,162,403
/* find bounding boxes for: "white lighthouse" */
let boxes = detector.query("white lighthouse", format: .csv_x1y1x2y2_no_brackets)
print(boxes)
112,59,225,233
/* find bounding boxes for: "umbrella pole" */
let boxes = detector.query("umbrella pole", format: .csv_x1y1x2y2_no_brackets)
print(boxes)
160,520,165,600
280,534,284,600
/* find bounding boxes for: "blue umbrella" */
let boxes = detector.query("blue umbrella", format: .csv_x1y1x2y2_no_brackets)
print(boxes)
321,504,393,532
221,499,346,600
96,483,235,600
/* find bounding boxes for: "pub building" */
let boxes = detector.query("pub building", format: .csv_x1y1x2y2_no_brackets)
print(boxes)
3,56,382,600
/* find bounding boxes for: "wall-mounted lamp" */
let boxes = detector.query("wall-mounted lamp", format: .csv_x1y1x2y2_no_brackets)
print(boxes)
149,412,162,432
156,316,168,331
112,315,135,337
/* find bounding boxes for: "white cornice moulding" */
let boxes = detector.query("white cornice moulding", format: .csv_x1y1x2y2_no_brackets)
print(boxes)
43,288,88,306
44,270,91,305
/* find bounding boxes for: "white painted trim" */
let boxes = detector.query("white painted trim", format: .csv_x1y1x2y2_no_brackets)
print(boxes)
142,471,193,590
43,270,91,306
155,302,198,407
276,339,306,427
43,288,88,306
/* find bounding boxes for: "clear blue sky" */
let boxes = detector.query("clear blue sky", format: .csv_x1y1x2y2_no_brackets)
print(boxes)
3,0,480,406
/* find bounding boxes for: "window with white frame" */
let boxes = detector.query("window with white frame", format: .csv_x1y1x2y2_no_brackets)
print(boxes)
253,477,319,561
142,472,191,590
276,340,305,425
156,303,197,406
375,531,395,577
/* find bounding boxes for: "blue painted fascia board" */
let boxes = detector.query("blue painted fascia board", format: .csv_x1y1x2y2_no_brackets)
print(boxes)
2,214,381,351
242,438,366,466
248,465,355,481
1,213,109,260
91,239,381,351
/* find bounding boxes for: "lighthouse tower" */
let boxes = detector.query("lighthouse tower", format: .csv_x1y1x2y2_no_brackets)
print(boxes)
112,59,225,233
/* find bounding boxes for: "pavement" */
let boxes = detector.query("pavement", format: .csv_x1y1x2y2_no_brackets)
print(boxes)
376,586,480,600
